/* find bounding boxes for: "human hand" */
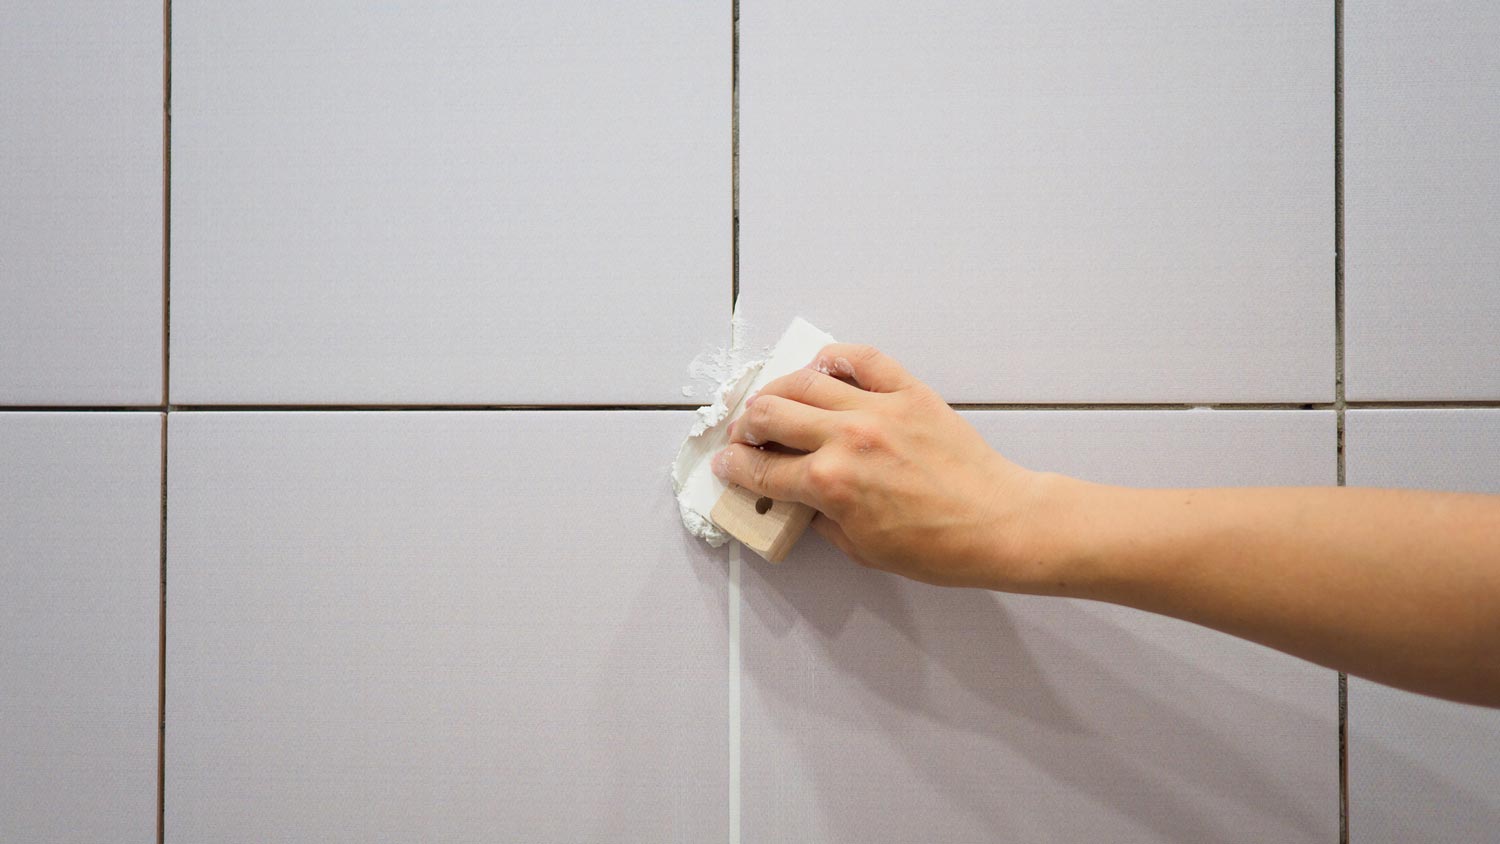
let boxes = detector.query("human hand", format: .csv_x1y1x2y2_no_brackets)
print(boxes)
711,344,1051,590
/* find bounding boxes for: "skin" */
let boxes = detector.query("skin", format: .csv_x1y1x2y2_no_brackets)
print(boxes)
711,343,1500,708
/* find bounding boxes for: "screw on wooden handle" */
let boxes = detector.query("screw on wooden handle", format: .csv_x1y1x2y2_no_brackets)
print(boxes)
710,484,815,563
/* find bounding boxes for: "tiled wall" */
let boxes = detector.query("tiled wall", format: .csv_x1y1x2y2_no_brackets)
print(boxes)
2,2,1496,842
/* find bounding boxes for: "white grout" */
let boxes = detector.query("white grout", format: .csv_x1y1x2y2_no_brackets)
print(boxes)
728,540,741,844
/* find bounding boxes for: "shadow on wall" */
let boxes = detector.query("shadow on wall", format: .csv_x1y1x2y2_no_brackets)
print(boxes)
585,500,734,841
740,535,1336,843
1348,687,1500,842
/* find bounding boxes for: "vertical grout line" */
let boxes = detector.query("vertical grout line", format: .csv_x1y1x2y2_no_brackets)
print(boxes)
1334,0,1346,428
156,413,168,844
1339,673,1349,842
162,0,172,410
728,542,741,844
158,4,172,842
728,5,742,842
730,0,740,310
1334,0,1349,841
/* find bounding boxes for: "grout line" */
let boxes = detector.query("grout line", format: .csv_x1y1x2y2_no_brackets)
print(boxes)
728,541,741,844
6,400,1500,414
1334,1,1349,841
162,0,172,410
0,406,171,413
156,412,167,844
728,6,742,843
731,0,740,310
1338,674,1350,844
1343,400,1500,409
951,402,1337,411
155,404,706,412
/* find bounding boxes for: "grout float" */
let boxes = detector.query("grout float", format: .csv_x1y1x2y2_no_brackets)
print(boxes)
670,317,837,546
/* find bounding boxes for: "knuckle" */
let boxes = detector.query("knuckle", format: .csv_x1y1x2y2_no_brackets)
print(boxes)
903,388,938,413
746,399,776,440
786,368,819,397
806,459,852,506
749,452,774,490
848,344,882,366
839,419,885,454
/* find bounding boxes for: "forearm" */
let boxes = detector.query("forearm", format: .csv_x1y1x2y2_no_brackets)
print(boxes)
706,342,1500,705
1028,477,1500,706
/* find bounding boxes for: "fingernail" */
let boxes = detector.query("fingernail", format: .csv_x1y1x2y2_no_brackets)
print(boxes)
745,391,760,407
711,449,730,478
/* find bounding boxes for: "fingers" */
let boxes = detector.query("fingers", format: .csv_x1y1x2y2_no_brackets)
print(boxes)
811,513,870,567
807,343,917,393
712,443,810,504
759,367,867,411
730,394,836,452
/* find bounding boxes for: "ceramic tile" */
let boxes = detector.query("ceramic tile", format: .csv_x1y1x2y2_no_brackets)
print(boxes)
738,0,1333,403
1345,4,1500,400
1345,409,1500,841
742,410,1338,842
170,3,729,404
0,413,160,841
0,3,162,404
165,411,726,841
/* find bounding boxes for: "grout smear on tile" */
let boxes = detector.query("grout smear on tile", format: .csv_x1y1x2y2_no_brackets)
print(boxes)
671,316,836,547
673,312,763,545
682,311,764,399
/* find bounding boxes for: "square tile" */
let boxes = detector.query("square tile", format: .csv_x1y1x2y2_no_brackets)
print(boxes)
742,410,1338,842
0,3,163,404
1345,409,1500,841
169,3,729,404
0,413,161,842
165,411,726,841
738,1,1333,403
1345,4,1500,400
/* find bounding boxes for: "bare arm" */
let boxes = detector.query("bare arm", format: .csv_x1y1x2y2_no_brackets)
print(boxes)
712,343,1500,707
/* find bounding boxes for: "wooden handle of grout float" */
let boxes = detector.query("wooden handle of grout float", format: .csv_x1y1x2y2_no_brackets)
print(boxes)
710,484,816,563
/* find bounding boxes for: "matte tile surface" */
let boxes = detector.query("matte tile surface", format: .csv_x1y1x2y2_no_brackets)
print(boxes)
0,413,161,842
738,1,1333,403
166,411,726,842
0,3,163,404
1346,409,1500,841
742,410,1338,842
170,3,729,404
1345,4,1500,400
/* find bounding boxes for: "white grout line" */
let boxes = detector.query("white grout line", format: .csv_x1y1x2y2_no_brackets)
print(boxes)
728,540,741,844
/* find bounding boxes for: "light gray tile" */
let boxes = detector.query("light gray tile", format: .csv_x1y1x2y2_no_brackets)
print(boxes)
0,3,162,404
738,1,1333,403
0,413,160,842
1345,3,1500,400
742,410,1338,842
1346,409,1500,841
169,3,729,404
165,411,726,842
1346,409,1500,493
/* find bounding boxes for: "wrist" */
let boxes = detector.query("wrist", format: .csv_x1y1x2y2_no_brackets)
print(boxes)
1006,471,1126,599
